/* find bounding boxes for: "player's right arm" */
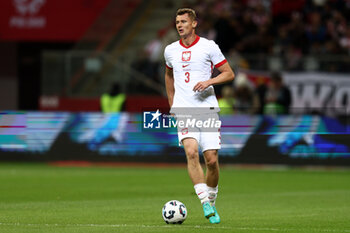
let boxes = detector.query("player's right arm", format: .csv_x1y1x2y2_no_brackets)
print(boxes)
165,66,175,107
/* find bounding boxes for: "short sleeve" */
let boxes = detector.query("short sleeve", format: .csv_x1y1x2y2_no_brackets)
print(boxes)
164,46,173,69
208,41,227,68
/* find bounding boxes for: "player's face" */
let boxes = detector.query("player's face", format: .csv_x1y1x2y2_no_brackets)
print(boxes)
176,14,197,38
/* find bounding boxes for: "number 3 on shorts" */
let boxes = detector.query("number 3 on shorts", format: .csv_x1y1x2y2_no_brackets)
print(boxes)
185,72,190,83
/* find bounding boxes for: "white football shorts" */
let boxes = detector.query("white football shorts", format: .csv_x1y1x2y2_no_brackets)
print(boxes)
176,112,221,152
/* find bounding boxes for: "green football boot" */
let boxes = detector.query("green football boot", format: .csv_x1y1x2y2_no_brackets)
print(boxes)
209,206,221,224
202,202,215,218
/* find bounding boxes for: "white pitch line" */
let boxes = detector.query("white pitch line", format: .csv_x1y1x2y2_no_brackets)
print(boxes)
0,222,350,232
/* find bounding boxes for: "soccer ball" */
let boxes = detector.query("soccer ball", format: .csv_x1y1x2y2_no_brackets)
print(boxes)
162,200,187,224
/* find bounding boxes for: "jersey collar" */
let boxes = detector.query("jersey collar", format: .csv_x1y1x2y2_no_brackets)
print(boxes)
179,35,200,49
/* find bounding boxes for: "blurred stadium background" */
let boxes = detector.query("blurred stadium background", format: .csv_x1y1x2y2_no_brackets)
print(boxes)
0,0,350,165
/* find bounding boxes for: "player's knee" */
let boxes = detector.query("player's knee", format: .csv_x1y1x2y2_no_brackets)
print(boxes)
206,157,218,169
185,148,198,161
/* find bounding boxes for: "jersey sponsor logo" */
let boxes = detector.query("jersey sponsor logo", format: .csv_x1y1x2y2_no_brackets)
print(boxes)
182,64,190,68
182,51,191,61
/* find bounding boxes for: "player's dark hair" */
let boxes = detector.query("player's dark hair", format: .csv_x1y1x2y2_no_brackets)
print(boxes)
176,8,197,21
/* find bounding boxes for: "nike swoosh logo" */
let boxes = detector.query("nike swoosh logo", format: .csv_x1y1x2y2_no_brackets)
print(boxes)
182,64,190,68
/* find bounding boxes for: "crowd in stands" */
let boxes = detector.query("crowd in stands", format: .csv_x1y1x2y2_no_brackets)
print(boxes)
217,71,291,115
131,0,350,96
187,0,350,72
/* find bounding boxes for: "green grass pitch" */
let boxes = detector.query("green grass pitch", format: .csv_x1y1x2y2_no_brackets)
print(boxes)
0,163,349,233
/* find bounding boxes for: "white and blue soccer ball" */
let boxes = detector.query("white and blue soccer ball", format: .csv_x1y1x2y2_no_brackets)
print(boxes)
162,200,187,224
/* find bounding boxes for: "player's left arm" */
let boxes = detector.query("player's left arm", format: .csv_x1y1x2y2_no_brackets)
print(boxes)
193,62,234,92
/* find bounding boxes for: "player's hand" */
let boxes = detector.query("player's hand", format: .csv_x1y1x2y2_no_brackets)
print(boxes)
193,81,210,92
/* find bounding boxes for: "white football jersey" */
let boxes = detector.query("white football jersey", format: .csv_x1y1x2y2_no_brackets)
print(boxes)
164,35,227,113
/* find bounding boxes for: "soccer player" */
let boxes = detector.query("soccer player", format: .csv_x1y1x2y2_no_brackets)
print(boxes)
164,8,235,224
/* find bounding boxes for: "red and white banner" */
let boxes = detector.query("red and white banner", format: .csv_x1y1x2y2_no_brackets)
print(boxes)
0,0,110,41
39,95,170,112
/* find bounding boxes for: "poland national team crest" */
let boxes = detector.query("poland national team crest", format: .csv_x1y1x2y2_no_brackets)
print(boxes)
182,51,191,61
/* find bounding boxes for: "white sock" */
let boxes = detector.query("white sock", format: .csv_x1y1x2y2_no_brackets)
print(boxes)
207,185,218,206
194,183,209,204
